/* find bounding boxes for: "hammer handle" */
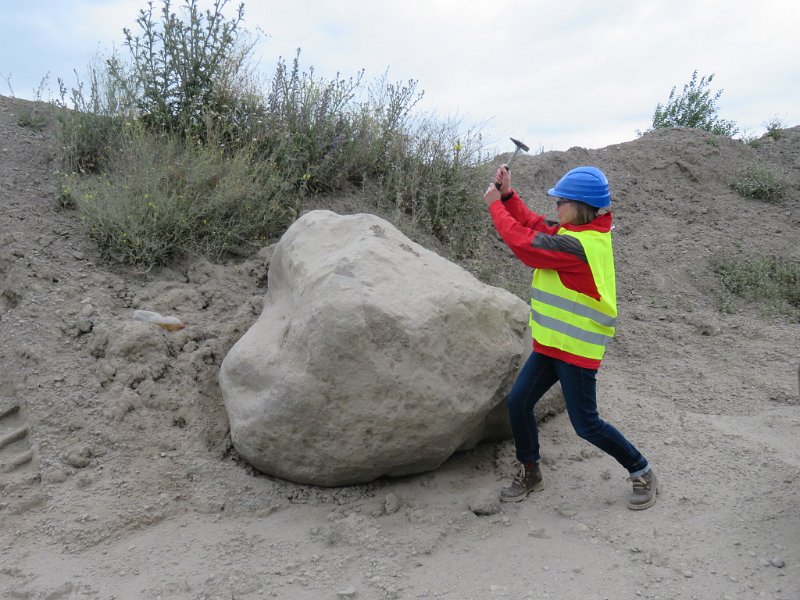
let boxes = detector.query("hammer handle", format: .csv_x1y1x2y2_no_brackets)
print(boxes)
494,164,509,190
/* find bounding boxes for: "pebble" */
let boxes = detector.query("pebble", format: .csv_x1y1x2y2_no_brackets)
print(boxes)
384,493,400,515
682,570,694,578
337,587,357,598
76,318,93,334
771,557,785,568
43,469,67,484
468,489,501,516
529,528,549,539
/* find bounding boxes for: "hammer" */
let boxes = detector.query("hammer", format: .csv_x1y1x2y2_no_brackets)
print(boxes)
495,137,530,189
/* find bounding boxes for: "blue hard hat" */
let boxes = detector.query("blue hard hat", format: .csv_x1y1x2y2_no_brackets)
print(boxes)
547,166,612,208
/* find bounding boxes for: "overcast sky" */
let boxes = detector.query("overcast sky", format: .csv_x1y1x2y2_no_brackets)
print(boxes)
1,0,798,154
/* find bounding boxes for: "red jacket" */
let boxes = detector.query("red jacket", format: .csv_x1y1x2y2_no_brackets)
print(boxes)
488,190,614,370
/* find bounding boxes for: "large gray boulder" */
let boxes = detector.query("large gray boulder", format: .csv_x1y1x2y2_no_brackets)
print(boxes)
219,210,558,486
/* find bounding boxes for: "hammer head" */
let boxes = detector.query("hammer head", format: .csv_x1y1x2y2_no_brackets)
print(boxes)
510,137,530,153
495,136,531,190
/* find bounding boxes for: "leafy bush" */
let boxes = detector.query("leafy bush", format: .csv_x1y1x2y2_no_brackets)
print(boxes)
713,255,800,319
66,128,294,267
649,71,738,136
121,0,254,141
763,115,785,140
250,57,490,255
369,113,489,257
731,164,786,202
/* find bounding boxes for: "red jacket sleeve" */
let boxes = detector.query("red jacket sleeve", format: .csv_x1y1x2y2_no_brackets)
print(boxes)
497,190,544,229
488,197,585,273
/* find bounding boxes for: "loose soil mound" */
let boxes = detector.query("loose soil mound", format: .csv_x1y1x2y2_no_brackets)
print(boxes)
1,95,798,599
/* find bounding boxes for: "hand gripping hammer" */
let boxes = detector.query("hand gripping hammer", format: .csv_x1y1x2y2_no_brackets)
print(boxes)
495,137,530,189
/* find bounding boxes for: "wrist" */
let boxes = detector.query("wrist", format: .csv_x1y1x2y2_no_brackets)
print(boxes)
501,189,514,201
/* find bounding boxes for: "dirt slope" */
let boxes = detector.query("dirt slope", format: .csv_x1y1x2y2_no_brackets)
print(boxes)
1,94,798,600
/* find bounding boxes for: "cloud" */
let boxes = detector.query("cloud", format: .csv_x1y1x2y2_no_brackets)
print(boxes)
1,0,798,151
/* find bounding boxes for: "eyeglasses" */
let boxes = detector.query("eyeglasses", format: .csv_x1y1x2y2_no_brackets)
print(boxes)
555,199,572,207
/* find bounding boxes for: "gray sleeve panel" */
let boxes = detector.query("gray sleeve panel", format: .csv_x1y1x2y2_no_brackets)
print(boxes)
531,233,588,263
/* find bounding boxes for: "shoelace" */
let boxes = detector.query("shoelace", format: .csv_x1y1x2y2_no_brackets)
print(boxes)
512,464,530,485
627,475,650,490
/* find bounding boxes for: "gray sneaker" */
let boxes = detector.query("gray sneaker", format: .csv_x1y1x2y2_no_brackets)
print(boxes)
500,462,544,502
627,468,659,510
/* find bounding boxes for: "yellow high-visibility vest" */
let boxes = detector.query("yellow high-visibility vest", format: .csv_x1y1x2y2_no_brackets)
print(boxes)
529,228,617,361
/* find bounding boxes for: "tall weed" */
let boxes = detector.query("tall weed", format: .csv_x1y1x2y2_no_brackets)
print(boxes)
55,61,134,173
122,0,254,140
370,113,489,257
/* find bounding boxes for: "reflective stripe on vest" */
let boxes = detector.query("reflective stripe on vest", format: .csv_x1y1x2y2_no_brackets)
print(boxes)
529,228,617,361
530,310,613,347
531,288,617,328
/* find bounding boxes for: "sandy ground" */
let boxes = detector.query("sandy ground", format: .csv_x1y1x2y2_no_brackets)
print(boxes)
1,94,799,600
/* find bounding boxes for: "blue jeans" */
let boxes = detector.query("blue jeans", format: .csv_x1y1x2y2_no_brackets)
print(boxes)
507,351,649,475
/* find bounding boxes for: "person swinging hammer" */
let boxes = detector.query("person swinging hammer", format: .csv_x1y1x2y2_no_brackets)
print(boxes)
483,164,658,510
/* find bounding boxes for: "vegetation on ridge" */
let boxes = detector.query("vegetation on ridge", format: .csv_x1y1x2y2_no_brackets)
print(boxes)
647,70,738,137
54,0,488,268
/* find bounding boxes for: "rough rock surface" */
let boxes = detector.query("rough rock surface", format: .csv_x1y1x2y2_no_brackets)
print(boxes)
220,210,532,485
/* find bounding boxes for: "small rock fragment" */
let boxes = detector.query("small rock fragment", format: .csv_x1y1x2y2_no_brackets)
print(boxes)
384,493,400,515
43,469,67,484
76,317,93,334
468,489,501,516
529,527,550,539
63,446,93,468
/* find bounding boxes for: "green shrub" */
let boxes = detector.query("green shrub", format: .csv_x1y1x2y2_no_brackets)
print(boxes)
731,164,786,202
649,71,738,136
67,128,294,268
121,0,254,141
370,114,490,257
713,255,800,319
763,115,784,140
